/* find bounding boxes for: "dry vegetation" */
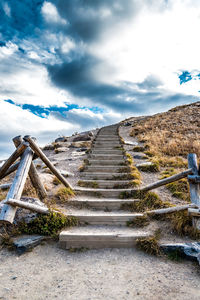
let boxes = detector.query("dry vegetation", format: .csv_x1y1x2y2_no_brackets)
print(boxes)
130,101,200,201
130,102,200,161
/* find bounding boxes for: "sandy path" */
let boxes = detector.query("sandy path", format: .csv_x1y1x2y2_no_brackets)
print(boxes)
0,242,199,300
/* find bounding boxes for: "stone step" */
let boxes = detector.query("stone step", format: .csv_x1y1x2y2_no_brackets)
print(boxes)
75,187,135,198
88,160,125,166
89,154,124,160
81,173,131,180
77,180,132,188
95,137,120,141
85,166,130,173
92,150,123,155
59,226,150,249
67,197,139,210
92,146,122,150
93,142,121,146
67,211,144,225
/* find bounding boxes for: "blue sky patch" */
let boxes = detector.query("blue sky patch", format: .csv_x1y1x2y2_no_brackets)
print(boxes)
3,99,104,118
179,71,192,85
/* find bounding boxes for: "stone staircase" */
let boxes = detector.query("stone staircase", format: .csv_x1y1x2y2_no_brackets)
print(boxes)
59,124,151,249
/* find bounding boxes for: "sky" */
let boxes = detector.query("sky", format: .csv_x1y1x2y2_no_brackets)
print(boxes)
0,0,200,158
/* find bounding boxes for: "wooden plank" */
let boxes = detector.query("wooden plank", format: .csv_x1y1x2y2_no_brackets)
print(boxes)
13,136,47,200
0,183,11,190
6,199,49,214
0,142,28,178
23,135,73,190
141,168,193,192
0,162,19,180
147,204,197,216
188,208,200,217
187,154,200,206
0,147,33,224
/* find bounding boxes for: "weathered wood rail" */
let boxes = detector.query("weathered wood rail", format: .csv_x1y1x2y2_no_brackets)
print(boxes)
140,153,200,229
0,135,73,224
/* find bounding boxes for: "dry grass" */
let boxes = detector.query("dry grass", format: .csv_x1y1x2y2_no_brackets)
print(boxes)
55,187,75,203
130,102,200,160
22,178,38,198
136,229,161,255
130,102,200,201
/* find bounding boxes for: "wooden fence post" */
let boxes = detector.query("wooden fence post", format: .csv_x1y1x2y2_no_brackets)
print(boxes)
13,136,47,200
23,135,73,190
0,147,34,224
0,142,28,178
187,153,200,230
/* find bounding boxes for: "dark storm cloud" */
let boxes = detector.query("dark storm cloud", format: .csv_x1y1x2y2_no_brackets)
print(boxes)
55,0,139,42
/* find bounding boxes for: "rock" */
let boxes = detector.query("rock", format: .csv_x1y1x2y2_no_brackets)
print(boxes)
160,242,200,265
124,122,132,126
136,162,153,167
54,147,69,153
76,148,88,152
60,170,74,177
133,154,148,160
125,140,138,146
55,137,68,143
54,142,71,148
14,197,48,224
73,134,92,142
13,235,46,254
70,141,91,148
43,144,54,151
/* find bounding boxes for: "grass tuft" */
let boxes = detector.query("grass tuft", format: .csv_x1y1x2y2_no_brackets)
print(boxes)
55,187,75,203
136,230,161,255
19,212,78,237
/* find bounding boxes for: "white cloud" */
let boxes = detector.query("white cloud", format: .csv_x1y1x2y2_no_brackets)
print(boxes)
0,101,79,158
41,2,67,25
2,2,11,17
90,0,200,96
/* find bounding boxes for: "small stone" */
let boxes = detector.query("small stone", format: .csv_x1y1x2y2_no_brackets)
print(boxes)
11,276,17,280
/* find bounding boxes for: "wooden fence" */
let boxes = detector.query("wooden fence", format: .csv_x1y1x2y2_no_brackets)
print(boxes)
0,135,72,224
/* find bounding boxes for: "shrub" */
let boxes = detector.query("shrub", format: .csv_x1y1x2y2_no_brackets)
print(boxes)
19,212,78,237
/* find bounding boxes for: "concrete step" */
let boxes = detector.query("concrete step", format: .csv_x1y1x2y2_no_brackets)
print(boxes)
81,173,132,180
77,180,133,189
75,187,135,198
67,211,144,225
59,226,150,249
67,197,139,210
92,150,123,155
85,166,130,173
88,160,125,166
89,154,124,160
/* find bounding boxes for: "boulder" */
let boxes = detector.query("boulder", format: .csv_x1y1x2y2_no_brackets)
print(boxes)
54,147,69,153
13,235,46,254
160,242,200,265
125,140,138,146
70,141,91,148
124,122,132,126
73,134,92,142
55,137,68,143
43,144,54,151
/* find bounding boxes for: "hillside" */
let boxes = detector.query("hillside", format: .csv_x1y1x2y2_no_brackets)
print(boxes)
0,102,200,299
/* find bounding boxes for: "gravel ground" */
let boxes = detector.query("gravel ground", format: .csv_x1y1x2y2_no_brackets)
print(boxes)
0,242,199,300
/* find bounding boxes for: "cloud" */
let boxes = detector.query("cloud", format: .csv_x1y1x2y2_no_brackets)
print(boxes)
41,1,67,25
1,0,200,157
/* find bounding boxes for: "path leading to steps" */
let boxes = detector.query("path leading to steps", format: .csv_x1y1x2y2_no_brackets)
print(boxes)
59,124,152,249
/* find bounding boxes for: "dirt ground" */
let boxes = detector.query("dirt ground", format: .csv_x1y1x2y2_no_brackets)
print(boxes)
0,123,200,300
0,241,199,300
